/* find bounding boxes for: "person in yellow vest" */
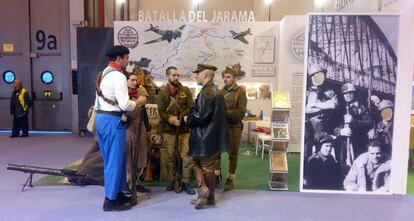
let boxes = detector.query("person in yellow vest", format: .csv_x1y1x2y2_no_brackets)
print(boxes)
214,66,247,191
10,79,31,138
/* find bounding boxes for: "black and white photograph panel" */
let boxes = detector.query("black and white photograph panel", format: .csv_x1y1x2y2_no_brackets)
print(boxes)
301,14,399,193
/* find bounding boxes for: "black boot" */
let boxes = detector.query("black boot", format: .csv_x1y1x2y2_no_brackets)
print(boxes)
103,198,131,212
181,182,195,195
166,181,174,191
205,172,216,206
117,191,131,204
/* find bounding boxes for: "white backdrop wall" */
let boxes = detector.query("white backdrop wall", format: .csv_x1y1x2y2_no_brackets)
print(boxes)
277,15,306,152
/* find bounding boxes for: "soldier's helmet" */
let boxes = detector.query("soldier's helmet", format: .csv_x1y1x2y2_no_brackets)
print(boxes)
308,63,327,77
378,100,394,111
341,83,356,94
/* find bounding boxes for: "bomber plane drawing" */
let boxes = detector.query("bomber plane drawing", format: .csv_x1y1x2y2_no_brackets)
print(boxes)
144,24,186,44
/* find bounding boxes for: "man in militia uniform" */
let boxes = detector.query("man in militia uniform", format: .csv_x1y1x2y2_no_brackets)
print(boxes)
214,66,247,191
334,83,372,177
185,63,229,209
158,66,195,195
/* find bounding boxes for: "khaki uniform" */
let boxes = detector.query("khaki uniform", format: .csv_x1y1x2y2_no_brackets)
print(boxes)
215,83,247,178
158,83,194,183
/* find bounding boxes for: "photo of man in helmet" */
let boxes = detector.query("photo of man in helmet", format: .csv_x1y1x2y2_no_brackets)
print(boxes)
333,82,374,177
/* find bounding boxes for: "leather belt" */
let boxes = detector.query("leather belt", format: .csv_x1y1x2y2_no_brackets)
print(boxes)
96,110,122,117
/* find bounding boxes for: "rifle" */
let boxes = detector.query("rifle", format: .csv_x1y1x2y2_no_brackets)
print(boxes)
7,164,86,191
173,115,183,193
344,105,355,167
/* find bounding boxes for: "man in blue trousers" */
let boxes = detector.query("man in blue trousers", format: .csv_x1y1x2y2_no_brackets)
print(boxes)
94,45,139,211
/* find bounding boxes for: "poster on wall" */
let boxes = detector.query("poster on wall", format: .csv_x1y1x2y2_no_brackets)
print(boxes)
114,21,279,82
300,14,400,194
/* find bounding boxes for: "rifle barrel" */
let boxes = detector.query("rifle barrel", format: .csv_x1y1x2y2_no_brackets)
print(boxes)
7,164,86,178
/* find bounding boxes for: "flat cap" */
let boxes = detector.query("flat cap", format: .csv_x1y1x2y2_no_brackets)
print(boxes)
222,66,237,76
106,45,130,57
193,63,217,73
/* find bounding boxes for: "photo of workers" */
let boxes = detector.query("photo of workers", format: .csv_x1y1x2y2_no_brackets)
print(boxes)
301,14,399,193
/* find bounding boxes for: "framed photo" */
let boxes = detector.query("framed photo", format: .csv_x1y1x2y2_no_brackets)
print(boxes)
301,14,401,194
258,84,271,99
254,36,275,63
246,87,258,99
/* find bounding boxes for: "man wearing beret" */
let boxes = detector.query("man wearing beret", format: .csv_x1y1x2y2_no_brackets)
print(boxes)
214,66,247,191
184,63,229,209
304,133,340,190
94,45,141,211
157,66,195,195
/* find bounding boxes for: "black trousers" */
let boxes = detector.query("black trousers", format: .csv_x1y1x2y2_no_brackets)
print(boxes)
12,114,29,136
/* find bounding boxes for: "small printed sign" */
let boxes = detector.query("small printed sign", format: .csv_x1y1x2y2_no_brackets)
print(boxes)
3,44,14,52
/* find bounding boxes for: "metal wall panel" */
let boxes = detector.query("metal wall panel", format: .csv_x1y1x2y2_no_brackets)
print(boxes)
0,0,31,129
30,0,72,130
77,28,114,132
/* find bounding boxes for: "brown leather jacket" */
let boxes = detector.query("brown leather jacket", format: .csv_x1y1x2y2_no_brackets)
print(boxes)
187,80,229,157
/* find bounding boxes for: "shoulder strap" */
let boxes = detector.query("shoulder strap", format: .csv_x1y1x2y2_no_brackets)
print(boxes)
96,68,118,106
232,87,242,110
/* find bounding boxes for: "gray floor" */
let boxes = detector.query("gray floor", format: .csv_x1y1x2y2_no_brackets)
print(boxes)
0,133,413,221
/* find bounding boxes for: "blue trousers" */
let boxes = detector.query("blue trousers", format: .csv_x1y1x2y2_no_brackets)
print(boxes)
95,113,127,200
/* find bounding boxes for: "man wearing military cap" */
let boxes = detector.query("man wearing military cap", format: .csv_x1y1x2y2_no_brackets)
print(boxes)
305,62,339,164
94,45,140,211
304,133,340,190
333,82,373,177
157,66,195,195
185,63,229,209
214,66,247,191
367,100,394,155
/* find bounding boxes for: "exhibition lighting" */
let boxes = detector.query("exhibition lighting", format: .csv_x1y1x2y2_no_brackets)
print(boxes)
116,0,125,5
314,0,327,8
192,0,203,5
264,0,273,5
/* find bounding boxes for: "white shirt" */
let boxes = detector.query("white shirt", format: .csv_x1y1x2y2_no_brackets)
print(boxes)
94,66,136,112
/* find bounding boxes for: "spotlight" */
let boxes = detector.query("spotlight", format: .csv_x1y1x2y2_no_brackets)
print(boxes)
116,0,125,5
264,0,273,5
192,0,202,5
314,0,327,8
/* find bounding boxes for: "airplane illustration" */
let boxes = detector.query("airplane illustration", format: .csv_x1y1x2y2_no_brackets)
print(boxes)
230,28,252,44
144,24,186,44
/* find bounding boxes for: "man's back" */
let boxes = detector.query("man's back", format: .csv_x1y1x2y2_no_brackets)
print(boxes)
187,80,229,157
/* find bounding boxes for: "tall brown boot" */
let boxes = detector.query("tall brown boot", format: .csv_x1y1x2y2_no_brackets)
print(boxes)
192,165,209,209
205,171,216,206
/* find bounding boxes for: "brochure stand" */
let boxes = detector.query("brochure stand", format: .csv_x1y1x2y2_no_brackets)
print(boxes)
268,91,290,191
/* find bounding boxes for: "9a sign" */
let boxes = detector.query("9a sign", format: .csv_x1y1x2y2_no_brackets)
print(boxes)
36,30,57,50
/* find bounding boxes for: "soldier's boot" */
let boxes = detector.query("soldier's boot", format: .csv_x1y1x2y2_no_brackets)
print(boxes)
223,173,235,191
192,165,209,209
205,172,216,206
181,182,196,195
191,173,215,206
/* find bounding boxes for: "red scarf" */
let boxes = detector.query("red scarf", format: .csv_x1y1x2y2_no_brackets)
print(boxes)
167,82,180,96
108,61,123,72
128,88,139,99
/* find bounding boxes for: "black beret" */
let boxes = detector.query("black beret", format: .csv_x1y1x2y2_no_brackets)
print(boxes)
193,63,217,73
106,45,130,57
